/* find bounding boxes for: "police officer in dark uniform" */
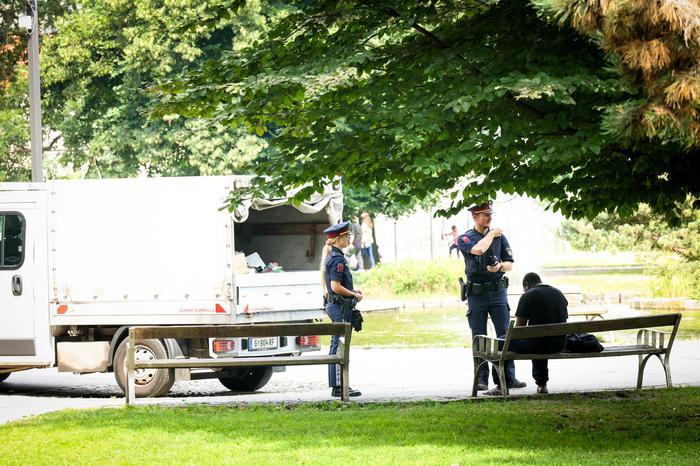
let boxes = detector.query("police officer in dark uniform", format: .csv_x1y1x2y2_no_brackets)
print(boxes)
322,221,363,397
457,201,526,395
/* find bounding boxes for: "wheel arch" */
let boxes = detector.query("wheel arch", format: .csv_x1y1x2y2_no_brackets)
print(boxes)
107,326,185,370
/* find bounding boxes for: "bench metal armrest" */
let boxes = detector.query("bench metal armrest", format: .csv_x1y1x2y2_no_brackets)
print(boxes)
472,335,504,357
637,329,672,349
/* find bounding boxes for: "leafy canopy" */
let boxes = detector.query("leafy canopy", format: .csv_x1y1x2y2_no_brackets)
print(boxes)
40,0,271,178
153,0,698,221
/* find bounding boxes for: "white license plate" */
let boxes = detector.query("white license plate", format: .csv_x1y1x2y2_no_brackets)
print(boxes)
248,337,279,351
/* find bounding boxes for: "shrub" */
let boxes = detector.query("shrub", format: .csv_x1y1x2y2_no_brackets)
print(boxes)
353,259,464,298
649,259,700,300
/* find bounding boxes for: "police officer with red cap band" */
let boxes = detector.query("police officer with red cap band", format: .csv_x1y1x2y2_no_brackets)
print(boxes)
321,221,362,397
458,201,526,395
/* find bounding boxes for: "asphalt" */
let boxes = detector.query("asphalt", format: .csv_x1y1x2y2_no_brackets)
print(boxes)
1,340,699,425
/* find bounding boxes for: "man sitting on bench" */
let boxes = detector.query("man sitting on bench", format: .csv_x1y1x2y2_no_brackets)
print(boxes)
509,272,568,394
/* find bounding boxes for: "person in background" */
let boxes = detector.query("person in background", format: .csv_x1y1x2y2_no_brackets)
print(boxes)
509,272,568,394
457,201,526,395
349,215,363,271
320,221,363,397
443,225,459,258
360,212,376,269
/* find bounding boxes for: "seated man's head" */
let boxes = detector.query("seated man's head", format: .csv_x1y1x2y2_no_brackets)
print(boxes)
522,272,542,292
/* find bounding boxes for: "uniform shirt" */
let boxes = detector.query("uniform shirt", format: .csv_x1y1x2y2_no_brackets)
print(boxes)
457,228,514,284
324,246,354,295
515,284,568,325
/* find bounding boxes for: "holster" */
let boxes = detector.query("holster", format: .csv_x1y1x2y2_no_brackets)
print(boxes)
459,278,468,302
330,293,363,332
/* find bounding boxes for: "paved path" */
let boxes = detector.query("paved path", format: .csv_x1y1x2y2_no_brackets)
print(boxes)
1,341,699,425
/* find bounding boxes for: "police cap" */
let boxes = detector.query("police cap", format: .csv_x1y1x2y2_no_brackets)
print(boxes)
468,201,494,214
324,221,351,238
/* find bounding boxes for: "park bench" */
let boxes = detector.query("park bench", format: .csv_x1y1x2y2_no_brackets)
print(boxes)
125,322,352,405
472,313,682,396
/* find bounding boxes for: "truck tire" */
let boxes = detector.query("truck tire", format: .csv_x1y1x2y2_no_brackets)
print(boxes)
114,338,175,398
0,373,9,383
218,367,273,392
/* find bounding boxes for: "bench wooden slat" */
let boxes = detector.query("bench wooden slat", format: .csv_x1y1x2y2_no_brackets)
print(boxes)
477,345,666,361
134,322,349,339
509,314,681,339
136,355,343,369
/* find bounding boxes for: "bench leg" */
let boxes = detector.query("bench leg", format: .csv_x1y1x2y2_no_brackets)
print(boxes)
636,354,652,389
341,361,350,402
498,361,508,396
662,354,673,388
471,360,488,397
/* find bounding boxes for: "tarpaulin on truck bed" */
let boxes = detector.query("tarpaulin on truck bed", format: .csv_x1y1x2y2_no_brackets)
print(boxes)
232,186,343,224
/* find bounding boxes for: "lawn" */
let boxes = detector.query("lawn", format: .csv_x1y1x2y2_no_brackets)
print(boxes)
548,272,653,295
1,388,698,465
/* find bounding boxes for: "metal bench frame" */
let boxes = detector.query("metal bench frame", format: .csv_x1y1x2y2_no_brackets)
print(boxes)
125,322,352,404
472,314,682,396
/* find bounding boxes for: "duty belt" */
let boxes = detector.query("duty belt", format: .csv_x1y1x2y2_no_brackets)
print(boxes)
461,276,509,298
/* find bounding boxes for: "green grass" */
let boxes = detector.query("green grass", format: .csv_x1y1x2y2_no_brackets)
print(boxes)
638,309,700,340
354,259,655,300
1,388,698,465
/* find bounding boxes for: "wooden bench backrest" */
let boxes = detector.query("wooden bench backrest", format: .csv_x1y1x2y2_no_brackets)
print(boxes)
508,314,681,339
133,322,349,340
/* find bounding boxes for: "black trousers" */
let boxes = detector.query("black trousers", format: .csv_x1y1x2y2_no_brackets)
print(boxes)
508,337,566,386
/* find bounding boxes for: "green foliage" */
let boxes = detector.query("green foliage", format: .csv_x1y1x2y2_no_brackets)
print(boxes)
649,259,700,300
561,198,700,260
0,1,74,83
40,0,271,177
535,0,700,148
560,197,700,298
1,389,700,464
354,259,463,298
0,66,30,181
153,0,698,223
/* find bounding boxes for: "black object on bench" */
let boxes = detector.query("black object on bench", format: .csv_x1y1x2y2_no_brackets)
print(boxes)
472,314,682,396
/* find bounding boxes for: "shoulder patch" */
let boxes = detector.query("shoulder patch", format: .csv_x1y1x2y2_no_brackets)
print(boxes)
337,263,344,273
462,236,471,244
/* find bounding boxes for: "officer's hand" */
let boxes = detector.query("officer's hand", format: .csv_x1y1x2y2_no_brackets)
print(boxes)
354,290,363,302
487,262,502,273
489,227,503,238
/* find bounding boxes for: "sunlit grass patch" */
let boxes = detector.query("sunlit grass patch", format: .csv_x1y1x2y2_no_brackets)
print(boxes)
1,388,698,465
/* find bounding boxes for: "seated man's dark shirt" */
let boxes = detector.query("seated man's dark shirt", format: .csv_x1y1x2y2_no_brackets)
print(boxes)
515,284,568,346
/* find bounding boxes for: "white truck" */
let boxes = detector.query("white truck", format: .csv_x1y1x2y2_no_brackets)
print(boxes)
0,176,342,397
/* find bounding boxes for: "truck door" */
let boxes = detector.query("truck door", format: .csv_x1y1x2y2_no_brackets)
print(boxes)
0,210,36,357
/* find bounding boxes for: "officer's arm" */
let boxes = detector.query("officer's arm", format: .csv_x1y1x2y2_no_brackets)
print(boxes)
471,229,501,255
498,261,513,272
330,281,362,300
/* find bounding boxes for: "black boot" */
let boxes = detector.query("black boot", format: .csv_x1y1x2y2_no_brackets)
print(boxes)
331,387,362,397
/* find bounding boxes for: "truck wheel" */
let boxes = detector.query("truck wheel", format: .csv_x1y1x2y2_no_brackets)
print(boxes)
218,367,273,392
0,373,9,383
114,339,175,398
